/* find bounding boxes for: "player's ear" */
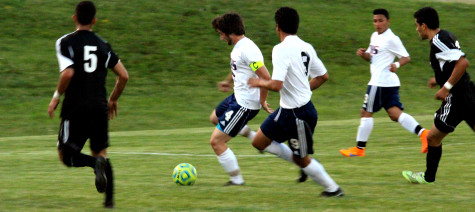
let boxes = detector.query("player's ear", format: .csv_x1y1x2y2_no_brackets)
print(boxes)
91,17,97,25
72,14,77,23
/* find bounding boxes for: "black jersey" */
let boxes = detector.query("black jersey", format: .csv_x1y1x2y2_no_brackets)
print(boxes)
55,30,119,118
429,30,472,93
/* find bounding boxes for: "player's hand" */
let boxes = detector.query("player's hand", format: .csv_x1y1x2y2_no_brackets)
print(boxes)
356,48,366,57
435,87,450,101
247,78,260,88
262,101,274,114
108,100,118,120
217,81,232,92
48,98,60,119
427,77,437,88
389,63,398,72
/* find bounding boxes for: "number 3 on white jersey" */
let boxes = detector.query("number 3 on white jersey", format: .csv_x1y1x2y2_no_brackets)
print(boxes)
84,45,97,73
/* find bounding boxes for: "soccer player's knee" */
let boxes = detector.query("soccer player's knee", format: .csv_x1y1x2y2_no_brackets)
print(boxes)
209,137,220,149
59,149,74,167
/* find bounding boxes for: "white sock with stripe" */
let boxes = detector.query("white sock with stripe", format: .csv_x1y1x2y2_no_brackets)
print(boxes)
302,159,339,192
238,125,256,141
264,141,293,163
217,148,243,184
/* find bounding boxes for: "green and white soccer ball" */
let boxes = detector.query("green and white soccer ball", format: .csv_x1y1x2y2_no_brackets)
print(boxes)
173,163,197,186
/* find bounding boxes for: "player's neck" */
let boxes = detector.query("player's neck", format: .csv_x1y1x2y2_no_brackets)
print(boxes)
427,28,441,40
76,24,93,31
232,35,245,45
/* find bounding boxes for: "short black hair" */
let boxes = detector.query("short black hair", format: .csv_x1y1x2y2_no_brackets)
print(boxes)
414,7,439,29
211,13,245,36
75,1,96,25
373,8,389,20
275,7,299,34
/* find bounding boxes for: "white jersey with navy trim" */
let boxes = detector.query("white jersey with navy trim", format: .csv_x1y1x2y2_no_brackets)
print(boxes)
231,37,264,110
365,28,409,87
272,35,327,109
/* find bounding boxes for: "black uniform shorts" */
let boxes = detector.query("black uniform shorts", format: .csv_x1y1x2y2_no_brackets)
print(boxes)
57,109,109,153
434,82,475,133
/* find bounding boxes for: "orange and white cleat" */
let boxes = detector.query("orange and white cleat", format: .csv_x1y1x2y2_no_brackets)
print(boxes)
339,147,365,157
419,129,429,153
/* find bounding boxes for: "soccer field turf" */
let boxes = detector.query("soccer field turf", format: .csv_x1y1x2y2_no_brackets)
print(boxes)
1,115,474,211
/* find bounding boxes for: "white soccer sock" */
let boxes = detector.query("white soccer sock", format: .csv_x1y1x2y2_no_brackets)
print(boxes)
356,117,373,142
238,125,255,140
398,113,420,135
217,148,243,184
264,141,293,163
302,159,339,192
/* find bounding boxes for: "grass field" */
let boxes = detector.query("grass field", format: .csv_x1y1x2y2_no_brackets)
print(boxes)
1,116,474,211
1,0,475,211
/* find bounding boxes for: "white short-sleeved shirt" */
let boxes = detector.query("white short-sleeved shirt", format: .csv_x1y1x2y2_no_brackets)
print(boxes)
272,35,327,109
365,28,409,87
231,37,264,110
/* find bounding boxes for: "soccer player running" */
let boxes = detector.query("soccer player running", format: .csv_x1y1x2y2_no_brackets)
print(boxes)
403,7,475,184
340,9,429,157
210,13,272,186
248,7,343,197
48,1,129,208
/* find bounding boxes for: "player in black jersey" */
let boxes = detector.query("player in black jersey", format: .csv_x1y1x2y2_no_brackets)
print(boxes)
402,7,475,184
47,1,129,208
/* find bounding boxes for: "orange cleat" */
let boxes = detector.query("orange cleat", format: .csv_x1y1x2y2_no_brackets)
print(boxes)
420,129,429,153
339,147,365,157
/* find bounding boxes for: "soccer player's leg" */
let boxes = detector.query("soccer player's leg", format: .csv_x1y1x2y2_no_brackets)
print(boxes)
57,119,96,168
90,111,111,194
211,103,255,186
256,108,293,162
385,86,429,153
340,86,379,157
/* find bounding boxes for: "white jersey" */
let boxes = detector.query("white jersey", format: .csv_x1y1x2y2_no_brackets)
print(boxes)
272,35,327,109
230,37,264,110
366,28,409,87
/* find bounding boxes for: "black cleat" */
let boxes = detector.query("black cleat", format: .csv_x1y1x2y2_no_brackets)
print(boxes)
321,187,344,197
297,170,308,183
223,181,245,186
103,200,114,209
95,156,107,193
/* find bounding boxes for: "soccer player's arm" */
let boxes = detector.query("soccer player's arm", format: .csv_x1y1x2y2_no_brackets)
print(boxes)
48,39,75,118
434,39,468,100
309,52,329,90
389,37,411,72
217,73,233,92
250,61,273,113
108,61,129,119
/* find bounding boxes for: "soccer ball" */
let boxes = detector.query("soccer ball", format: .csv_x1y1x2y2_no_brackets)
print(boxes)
173,163,197,186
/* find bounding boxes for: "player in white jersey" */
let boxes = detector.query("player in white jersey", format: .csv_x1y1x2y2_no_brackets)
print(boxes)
210,13,272,186
248,7,343,197
340,8,429,157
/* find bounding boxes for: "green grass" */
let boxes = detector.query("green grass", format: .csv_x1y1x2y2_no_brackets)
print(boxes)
0,0,474,137
1,116,474,211
1,0,475,211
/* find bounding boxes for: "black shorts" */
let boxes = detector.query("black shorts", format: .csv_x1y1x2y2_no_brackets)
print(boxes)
260,101,317,158
434,83,475,133
57,110,109,153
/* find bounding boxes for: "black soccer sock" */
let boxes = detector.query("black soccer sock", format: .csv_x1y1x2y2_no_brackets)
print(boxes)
356,141,366,149
414,125,423,135
105,159,114,205
424,145,442,182
73,153,97,168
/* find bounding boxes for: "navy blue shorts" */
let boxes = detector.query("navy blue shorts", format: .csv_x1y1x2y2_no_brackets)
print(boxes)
215,94,260,137
362,85,404,113
260,101,317,158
